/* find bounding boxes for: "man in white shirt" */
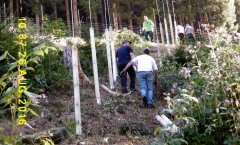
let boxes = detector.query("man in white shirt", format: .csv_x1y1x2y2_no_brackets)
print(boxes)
185,24,195,43
121,48,158,108
176,24,185,41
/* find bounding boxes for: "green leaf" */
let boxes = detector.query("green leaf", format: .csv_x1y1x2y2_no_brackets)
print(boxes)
153,127,163,136
0,135,11,144
24,67,35,71
28,108,39,117
168,138,188,145
0,82,6,88
0,51,8,61
46,46,57,51
24,91,41,98
33,50,44,56
8,62,17,71
28,58,39,64
151,140,167,145
44,48,49,55
33,43,46,51
42,138,54,145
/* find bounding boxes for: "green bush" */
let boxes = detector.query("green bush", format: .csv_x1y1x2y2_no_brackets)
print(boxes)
77,42,108,76
154,40,240,144
113,28,142,46
43,16,67,38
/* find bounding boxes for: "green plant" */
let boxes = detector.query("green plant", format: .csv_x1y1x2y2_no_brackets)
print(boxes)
0,41,56,144
43,16,67,38
77,42,108,76
154,37,240,144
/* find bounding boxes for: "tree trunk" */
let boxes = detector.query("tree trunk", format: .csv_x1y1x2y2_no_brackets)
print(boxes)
36,15,40,34
65,0,71,30
94,16,99,33
112,2,118,30
16,0,19,17
53,2,57,20
9,0,13,18
101,11,106,29
127,2,133,31
73,0,79,36
117,4,122,29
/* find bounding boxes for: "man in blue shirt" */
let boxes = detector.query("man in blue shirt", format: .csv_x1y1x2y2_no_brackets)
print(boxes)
116,39,136,93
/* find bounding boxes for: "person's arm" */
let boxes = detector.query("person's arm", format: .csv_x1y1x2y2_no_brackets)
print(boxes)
142,22,145,31
153,70,158,85
152,59,158,84
116,50,118,63
120,61,134,75
130,52,135,59
151,20,154,32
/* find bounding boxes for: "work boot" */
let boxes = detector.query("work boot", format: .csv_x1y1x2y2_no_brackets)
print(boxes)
143,97,147,108
148,104,155,108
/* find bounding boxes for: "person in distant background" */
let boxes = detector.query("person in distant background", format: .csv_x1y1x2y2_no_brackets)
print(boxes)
116,39,136,94
185,24,195,43
121,48,158,108
142,16,154,42
176,24,185,42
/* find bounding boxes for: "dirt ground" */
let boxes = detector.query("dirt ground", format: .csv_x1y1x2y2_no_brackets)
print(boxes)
0,45,171,145
0,77,166,145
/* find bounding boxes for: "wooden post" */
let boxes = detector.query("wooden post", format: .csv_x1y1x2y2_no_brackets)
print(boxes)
153,8,162,67
166,0,174,44
36,15,40,34
105,28,114,89
90,27,101,105
4,3,6,26
172,0,179,45
109,26,117,81
162,0,170,46
156,0,165,44
71,45,82,135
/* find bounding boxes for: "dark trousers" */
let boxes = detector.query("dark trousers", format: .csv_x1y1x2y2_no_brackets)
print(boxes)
186,33,195,43
145,31,153,41
118,64,136,93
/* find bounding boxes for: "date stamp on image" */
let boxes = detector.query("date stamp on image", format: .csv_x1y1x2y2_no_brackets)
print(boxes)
17,17,28,125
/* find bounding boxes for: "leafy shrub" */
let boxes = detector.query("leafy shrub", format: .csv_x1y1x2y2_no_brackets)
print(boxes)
157,65,185,95
43,16,67,38
113,28,142,46
154,39,240,144
77,42,108,76
32,46,71,91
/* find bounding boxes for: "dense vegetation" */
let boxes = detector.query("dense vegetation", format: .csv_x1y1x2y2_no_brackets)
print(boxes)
0,0,240,144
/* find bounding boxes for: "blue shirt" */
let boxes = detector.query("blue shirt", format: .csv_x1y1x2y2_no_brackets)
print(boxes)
116,46,133,66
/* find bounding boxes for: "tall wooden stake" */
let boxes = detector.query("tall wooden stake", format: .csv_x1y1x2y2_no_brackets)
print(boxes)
72,45,82,135
90,27,101,105
166,0,174,44
156,0,165,44
153,8,162,67
109,26,117,81
172,0,179,45
162,0,170,46
105,28,114,89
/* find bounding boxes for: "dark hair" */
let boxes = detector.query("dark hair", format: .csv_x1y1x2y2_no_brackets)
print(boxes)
143,48,150,54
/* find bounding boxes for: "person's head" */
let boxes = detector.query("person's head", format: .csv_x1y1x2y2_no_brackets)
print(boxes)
186,24,189,26
143,48,150,55
122,39,131,46
144,16,148,21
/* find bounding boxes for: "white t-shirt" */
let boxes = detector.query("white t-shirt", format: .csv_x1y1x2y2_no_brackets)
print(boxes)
185,25,194,34
132,54,158,72
177,25,184,34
